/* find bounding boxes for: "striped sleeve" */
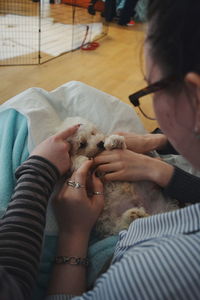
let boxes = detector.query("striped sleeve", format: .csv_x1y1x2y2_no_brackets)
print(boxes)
46,295,74,300
46,233,200,300
0,155,59,300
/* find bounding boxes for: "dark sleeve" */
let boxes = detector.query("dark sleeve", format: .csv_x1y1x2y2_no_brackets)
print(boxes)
163,166,200,204
157,141,179,155
0,155,60,300
152,128,178,155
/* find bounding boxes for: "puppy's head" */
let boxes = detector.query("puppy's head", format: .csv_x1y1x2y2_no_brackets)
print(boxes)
58,117,105,157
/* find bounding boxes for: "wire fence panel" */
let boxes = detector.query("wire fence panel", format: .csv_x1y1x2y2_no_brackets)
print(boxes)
0,0,108,65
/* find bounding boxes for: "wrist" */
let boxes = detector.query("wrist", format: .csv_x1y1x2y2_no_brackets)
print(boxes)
56,232,89,257
144,134,167,152
151,159,174,187
48,233,88,296
154,134,168,150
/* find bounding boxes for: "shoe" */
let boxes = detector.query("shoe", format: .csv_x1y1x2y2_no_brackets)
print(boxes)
127,20,135,26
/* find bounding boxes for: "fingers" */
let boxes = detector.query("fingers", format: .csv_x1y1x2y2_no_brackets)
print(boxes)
92,172,104,193
96,162,122,173
94,150,121,165
66,159,94,197
58,160,93,202
74,159,93,186
56,124,80,140
103,170,124,181
91,173,104,211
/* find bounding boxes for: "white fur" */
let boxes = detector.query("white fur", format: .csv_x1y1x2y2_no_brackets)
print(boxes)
56,117,178,238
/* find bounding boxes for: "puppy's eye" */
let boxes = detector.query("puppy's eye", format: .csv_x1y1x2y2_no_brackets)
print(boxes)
79,142,87,149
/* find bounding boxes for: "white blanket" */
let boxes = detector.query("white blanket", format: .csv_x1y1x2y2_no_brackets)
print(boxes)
1,81,146,152
1,81,199,233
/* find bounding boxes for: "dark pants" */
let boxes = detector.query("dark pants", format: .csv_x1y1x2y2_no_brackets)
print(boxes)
118,0,139,25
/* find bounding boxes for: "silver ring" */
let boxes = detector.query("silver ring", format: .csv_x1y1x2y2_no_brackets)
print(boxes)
66,180,85,189
93,191,104,195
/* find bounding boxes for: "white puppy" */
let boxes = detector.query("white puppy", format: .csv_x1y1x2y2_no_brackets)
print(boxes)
57,116,178,238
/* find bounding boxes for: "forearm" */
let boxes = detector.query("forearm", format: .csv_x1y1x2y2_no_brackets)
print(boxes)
126,133,168,153
48,233,89,296
0,156,59,299
145,157,174,188
142,133,168,152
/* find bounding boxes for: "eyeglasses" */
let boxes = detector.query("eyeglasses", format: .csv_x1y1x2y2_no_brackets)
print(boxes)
128,77,173,120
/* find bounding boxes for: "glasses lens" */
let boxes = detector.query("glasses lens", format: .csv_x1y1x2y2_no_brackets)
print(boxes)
137,95,156,121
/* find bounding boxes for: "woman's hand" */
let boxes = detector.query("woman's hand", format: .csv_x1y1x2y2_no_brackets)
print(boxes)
53,159,104,237
48,159,103,296
94,149,174,187
30,124,80,176
116,132,168,153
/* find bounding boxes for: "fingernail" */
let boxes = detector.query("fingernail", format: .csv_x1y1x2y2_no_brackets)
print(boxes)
73,124,81,129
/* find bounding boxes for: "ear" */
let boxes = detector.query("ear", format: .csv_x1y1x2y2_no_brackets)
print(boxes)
185,72,200,134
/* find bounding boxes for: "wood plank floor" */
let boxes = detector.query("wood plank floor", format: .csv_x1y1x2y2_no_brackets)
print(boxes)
0,3,158,132
0,0,38,16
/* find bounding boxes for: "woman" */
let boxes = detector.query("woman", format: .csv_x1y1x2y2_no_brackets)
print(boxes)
47,0,200,299
0,124,81,299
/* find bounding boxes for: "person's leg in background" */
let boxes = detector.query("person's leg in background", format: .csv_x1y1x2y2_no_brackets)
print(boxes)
88,0,117,22
116,0,126,17
118,0,139,25
88,0,99,15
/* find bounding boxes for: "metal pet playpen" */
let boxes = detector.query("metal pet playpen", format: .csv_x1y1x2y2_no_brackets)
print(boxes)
0,0,108,65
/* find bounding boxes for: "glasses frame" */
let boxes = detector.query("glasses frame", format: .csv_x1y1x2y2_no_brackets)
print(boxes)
129,77,173,120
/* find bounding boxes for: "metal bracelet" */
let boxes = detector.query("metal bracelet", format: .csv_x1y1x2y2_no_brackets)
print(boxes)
55,256,89,267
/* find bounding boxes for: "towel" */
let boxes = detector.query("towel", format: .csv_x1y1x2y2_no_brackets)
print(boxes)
0,109,29,216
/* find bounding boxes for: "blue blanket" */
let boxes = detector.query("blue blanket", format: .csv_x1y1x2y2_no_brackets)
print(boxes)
0,109,29,214
0,108,119,299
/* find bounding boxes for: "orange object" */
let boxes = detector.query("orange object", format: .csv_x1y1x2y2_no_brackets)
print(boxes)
81,41,99,50
127,20,135,26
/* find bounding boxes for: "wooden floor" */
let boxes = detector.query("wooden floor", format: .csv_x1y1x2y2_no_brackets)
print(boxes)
0,3,158,132
0,0,38,16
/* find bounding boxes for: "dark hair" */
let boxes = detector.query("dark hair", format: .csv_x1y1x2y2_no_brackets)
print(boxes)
146,0,200,84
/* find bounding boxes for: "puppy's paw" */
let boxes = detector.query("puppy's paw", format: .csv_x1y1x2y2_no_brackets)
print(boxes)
104,135,127,150
127,207,149,220
71,155,89,171
116,207,149,231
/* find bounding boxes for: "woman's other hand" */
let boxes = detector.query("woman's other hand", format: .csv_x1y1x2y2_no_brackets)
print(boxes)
54,159,104,237
94,149,174,187
30,124,80,175
116,132,168,153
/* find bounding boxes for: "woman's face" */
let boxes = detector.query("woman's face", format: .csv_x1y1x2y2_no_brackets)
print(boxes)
145,42,200,169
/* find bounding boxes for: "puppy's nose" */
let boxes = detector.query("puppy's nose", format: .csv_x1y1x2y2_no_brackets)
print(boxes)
97,141,105,149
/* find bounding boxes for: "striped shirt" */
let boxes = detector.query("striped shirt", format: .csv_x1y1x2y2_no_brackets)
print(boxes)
47,204,200,300
0,156,59,300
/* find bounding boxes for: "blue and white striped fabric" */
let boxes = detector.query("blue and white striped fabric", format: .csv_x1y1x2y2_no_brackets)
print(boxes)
46,203,200,300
